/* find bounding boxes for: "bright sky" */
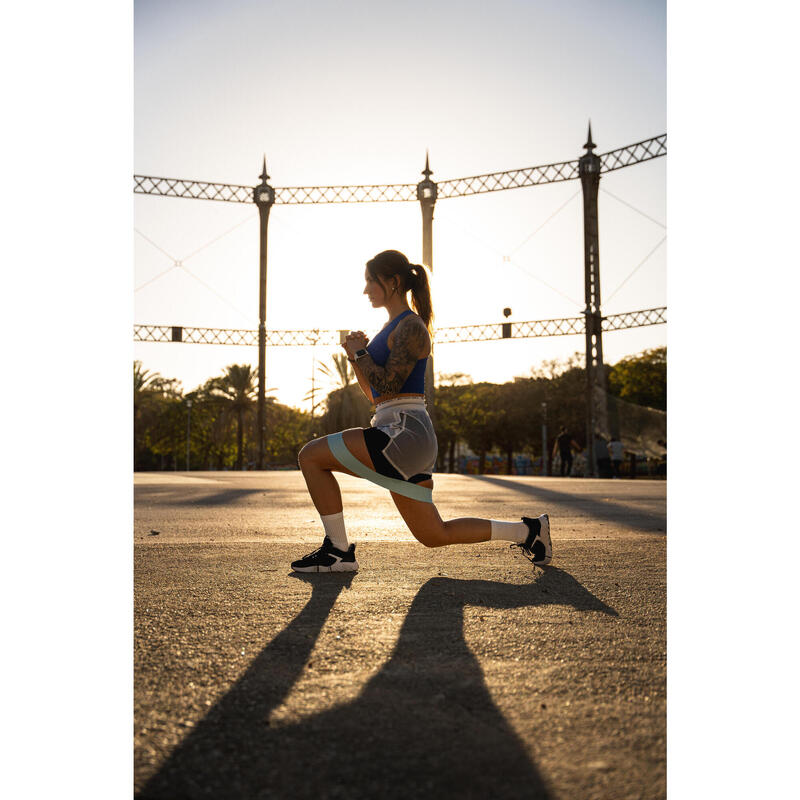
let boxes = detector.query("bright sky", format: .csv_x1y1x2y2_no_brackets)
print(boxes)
10,5,800,794
134,0,666,408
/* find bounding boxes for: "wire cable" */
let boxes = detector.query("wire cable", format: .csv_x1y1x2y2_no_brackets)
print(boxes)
506,256,583,309
135,265,179,293
438,213,583,308
600,188,666,229
177,264,252,323
605,236,666,304
509,190,580,256
180,212,257,262
134,228,177,261
135,213,255,300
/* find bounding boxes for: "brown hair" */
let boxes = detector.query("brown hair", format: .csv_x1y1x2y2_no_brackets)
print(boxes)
365,250,434,333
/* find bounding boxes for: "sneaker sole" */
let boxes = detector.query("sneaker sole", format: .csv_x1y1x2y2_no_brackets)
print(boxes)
291,561,359,573
533,514,552,566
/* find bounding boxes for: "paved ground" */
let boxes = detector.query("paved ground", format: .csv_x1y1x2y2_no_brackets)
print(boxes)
134,471,666,800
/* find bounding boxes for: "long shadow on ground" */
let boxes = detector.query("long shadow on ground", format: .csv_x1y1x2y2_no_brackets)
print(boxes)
136,487,267,507
138,568,616,800
468,475,666,534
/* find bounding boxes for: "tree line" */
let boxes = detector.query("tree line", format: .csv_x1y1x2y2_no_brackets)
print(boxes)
134,347,665,473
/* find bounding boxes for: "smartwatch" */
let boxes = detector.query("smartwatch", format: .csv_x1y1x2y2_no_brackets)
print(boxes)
354,348,369,360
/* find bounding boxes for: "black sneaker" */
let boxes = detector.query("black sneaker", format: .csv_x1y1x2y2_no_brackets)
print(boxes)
291,536,359,573
517,514,552,566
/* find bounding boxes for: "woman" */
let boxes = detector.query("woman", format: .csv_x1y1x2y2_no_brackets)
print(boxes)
292,249,551,572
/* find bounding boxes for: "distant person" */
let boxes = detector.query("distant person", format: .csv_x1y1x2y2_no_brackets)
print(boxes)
595,435,611,478
290,250,552,573
553,428,580,477
608,437,624,478
656,438,667,477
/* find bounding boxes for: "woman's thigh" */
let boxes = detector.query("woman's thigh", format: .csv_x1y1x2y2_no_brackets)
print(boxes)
300,428,375,476
389,479,444,544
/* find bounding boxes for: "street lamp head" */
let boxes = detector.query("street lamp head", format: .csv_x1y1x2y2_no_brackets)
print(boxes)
186,398,193,408
503,307,512,318
254,155,275,205
417,150,437,203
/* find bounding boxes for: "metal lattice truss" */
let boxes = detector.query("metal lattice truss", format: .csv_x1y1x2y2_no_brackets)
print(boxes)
134,307,665,347
133,135,666,205
133,325,333,346
133,175,253,204
275,183,416,204
600,135,667,174
436,158,579,198
601,306,666,331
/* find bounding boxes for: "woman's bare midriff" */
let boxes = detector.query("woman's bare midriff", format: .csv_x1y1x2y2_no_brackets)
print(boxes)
374,392,425,406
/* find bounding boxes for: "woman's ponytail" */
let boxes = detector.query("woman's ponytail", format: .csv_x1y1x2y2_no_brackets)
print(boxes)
365,250,435,333
408,263,434,333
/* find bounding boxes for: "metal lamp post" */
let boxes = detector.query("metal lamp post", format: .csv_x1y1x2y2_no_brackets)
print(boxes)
185,398,193,471
253,157,275,470
578,123,607,478
417,152,437,418
541,401,548,477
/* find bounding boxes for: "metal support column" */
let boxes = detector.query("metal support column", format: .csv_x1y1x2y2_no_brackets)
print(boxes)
253,157,275,470
417,152,437,418
541,402,548,476
578,124,608,478
185,399,192,471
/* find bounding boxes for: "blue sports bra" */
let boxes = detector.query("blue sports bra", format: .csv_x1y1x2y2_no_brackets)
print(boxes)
366,309,427,400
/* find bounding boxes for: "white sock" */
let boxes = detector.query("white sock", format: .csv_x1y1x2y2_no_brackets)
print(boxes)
489,519,529,544
321,511,349,551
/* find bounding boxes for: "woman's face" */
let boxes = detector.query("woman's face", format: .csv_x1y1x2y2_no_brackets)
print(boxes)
364,270,392,307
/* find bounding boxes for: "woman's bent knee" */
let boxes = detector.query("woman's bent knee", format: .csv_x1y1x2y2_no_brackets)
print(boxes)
298,440,317,470
412,525,447,548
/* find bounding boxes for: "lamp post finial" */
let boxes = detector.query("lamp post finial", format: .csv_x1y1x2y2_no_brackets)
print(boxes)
422,150,432,179
584,121,596,152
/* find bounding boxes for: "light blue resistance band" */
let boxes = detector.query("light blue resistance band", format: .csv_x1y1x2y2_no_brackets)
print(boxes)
327,431,433,503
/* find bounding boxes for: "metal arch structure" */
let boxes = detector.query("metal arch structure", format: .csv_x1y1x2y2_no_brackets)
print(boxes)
134,130,667,470
133,134,665,205
133,307,666,347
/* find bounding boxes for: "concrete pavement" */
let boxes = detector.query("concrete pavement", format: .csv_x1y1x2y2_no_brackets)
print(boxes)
134,471,666,800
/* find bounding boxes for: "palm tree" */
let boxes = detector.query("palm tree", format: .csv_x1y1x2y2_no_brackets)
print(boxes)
317,353,354,389
304,353,354,415
212,364,257,470
134,360,161,412
133,361,183,469
134,361,181,405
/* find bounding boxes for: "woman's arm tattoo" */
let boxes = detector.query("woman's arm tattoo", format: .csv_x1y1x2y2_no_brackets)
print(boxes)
359,319,428,395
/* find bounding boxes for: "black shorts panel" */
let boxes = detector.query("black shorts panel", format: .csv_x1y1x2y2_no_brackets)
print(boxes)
362,427,404,481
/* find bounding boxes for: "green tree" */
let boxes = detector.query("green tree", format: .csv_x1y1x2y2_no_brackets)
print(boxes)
133,361,184,470
543,362,588,457
433,373,472,472
318,353,354,388
262,402,313,465
458,383,501,474
607,347,666,410
211,364,258,470
307,354,360,431
182,380,235,470
319,384,373,434
494,378,545,474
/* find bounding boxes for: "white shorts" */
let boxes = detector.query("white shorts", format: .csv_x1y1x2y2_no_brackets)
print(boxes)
364,398,438,483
